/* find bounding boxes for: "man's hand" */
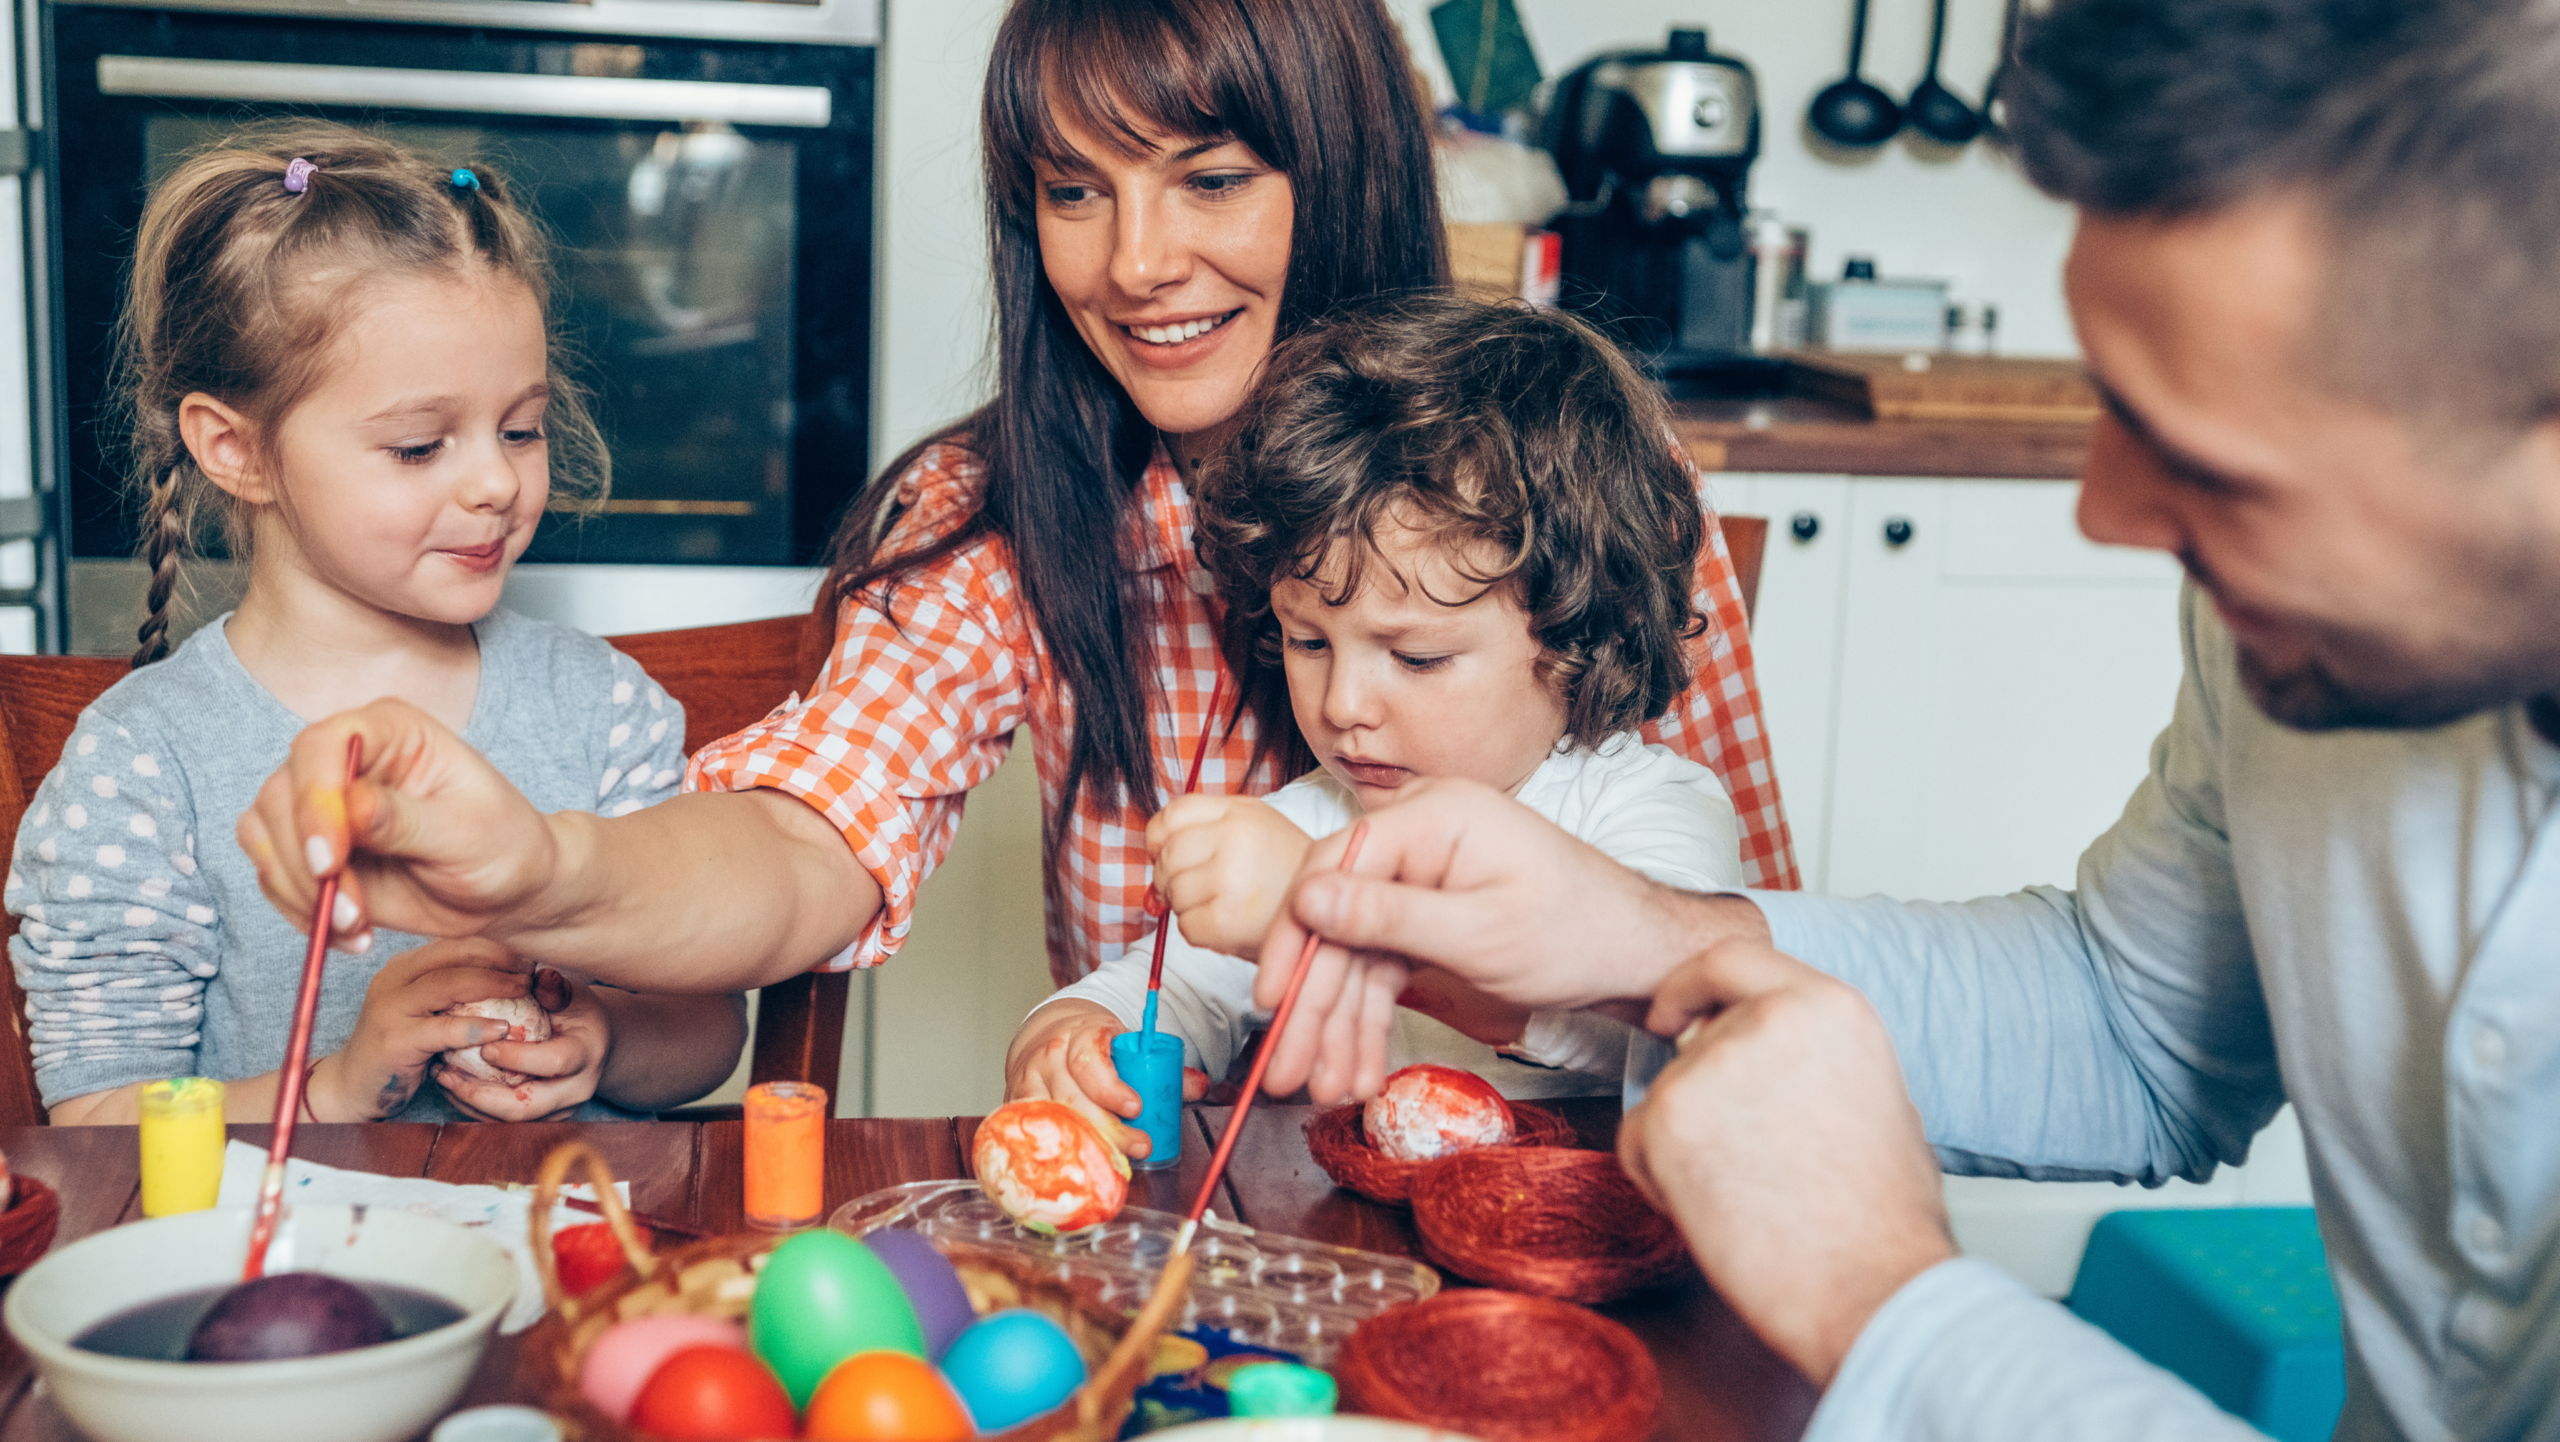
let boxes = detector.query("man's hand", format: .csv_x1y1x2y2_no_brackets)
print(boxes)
440,968,609,1122
1253,778,1771,1102
1146,795,1312,956
1621,938,1956,1385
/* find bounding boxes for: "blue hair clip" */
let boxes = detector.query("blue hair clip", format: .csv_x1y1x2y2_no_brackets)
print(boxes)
450,168,480,192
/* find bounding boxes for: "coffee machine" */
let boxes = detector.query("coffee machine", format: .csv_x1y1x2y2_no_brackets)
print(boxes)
1544,27,1762,377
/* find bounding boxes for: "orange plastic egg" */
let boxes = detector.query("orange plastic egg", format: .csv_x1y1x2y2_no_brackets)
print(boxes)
972,1098,1129,1235
628,1344,798,1440
803,1350,975,1442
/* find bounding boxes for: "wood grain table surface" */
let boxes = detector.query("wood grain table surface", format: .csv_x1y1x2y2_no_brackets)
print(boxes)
0,1101,1810,1442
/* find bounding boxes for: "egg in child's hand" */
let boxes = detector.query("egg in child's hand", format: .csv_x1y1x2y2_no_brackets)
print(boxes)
860,1228,976,1360
802,1350,975,1442
628,1344,797,1441
1363,1063,1515,1162
439,994,553,1086
972,1097,1130,1235
749,1229,925,1408
579,1313,747,1423
937,1308,1086,1432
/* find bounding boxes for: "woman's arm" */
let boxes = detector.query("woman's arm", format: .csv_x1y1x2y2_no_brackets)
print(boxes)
590,988,750,1112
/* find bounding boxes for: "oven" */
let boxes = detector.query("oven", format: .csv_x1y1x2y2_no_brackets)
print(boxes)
36,0,876,647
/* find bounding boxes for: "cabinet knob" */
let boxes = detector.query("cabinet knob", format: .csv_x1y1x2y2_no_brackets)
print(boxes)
1883,516,1915,548
1789,512,1820,543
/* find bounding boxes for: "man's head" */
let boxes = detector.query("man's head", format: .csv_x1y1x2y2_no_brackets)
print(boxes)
2012,0,2560,729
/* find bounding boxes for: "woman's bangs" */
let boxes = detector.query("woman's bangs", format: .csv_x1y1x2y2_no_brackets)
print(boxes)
990,1,1254,181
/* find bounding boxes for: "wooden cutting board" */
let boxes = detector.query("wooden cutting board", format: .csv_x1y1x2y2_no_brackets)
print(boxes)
1782,350,2099,424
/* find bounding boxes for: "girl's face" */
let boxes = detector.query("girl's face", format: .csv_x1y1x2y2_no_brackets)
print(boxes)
1275,520,1570,811
1033,108,1294,442
260,273,551,628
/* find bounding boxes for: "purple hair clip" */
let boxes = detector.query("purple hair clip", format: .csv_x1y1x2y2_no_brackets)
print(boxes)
282,157,317,195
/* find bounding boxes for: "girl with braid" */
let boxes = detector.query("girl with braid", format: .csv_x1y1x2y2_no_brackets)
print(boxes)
5,123,747,1125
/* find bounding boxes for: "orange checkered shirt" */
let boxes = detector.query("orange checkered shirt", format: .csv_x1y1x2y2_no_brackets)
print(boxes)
687,440,1799,987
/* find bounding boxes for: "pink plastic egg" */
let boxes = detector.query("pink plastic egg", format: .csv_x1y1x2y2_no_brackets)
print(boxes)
1363,1063,1514,1162
579,1313,749,1422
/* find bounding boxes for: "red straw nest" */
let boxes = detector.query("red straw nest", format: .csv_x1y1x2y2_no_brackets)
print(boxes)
1408,1146,1693,1305
1303,1100,1576,1204
1337,1289,1660,1442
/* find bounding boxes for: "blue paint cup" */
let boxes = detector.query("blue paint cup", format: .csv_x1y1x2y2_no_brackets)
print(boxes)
1110,1029,1186,1171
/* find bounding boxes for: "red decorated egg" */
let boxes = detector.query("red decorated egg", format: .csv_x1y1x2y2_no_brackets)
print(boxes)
803,1350,975,1441
628,1344,797,1440
553,1220,654,1297
1364,1063,1514,1162
973,1098,1130,1235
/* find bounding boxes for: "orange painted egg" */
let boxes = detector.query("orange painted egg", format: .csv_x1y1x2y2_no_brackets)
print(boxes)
1363,1063,1514,1162
802,1350,975,1441
973,1098,1130,1235
628,1344,798,1440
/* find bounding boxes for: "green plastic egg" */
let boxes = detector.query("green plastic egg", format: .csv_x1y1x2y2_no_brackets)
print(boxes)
749,1230,926,1407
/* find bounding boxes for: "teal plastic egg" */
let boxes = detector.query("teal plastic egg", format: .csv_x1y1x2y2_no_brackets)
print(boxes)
750,1230,926,1408
936,1308,1086,1432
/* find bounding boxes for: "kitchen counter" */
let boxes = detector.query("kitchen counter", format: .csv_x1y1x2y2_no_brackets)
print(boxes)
1672,392,2091,479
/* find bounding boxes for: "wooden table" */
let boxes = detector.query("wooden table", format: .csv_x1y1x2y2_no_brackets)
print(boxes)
0,1103,1811,1441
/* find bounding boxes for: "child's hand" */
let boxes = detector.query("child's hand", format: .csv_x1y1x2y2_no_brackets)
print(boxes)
438,968,608,1122
1005,1002,1207,1162
1397,965,1534,1048
1145,796,1311,957
316,937,533,1120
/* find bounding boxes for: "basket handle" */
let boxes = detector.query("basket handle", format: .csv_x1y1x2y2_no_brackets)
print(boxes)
530,1139,659,1321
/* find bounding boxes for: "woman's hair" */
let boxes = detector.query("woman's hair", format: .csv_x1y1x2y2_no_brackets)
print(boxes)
1196,295,1706,778
821,0,1447,850
113,120,606,668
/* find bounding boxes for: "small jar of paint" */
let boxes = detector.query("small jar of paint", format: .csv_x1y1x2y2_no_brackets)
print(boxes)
1227,1361,1338,1417
743,1081,826,1229
1109,1030,1185,1172
138,1077,226,1217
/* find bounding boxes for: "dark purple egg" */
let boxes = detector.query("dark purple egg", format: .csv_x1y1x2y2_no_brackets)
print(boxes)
184,1273,394,1362
861,1229,976,1359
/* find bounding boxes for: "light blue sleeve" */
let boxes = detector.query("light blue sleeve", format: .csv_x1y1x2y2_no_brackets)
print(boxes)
595,649,688,817
1750,586,2281,1185
1808,1260,2268,1442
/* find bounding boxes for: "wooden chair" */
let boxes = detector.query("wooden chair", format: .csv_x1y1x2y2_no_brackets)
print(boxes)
1721,513,1767,625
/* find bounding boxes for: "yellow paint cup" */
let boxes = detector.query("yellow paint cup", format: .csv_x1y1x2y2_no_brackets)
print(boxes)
138,1077,226,1216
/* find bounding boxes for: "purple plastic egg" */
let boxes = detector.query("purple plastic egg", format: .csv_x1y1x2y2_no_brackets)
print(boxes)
861,1229,976,1359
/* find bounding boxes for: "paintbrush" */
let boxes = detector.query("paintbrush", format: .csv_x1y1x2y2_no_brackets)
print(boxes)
1139,674,1227,1040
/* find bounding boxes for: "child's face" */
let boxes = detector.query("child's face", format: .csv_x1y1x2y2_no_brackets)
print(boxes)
1275,520,1569,811
261,272,551,628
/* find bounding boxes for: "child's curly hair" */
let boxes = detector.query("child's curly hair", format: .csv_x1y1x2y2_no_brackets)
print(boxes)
1195,294,1706,779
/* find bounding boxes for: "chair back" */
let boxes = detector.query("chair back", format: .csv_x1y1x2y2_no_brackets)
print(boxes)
1720,514,1767,625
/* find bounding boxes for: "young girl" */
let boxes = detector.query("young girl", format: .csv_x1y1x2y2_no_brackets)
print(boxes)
6,123,746,1125
1005,296,1741,1153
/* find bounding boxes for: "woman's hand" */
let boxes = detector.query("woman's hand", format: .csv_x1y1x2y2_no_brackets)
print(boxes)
438,968,609,1122
238,699,562,951
1004,1001,1206,1162
1145,795,1311,957
311,937,534,1121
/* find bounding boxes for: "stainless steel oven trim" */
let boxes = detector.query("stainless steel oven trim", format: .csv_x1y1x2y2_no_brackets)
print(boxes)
98,54,833,126
58,0,878,48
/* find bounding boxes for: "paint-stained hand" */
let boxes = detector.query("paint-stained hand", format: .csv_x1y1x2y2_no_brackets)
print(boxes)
312,937,534,1121
1145,795,1312,957
439,968,608,1122
1004,1000,1207,1162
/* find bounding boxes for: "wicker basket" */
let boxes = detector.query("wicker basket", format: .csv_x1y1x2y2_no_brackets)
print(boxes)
519,1142,1186,1442
1302,1101,1578,1204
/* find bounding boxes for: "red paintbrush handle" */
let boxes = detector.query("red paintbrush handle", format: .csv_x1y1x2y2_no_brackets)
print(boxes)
1146,673,1227,996
1187,820,1368,1226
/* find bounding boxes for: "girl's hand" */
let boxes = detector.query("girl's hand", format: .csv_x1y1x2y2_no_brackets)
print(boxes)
315,937,533,1121
438,968,608,1122
1004,1002,1207,1162
1145,796,1311,957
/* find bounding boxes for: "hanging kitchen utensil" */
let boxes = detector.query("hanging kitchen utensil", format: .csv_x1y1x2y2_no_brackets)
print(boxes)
1980,0,2023,138
1906,0,1983,145
1808,0,1903,148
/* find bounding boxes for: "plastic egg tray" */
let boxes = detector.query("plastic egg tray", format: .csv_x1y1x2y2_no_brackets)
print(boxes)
829,1181,1438,1365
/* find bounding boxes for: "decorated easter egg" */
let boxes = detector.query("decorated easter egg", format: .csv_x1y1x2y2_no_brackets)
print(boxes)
579,1313,747,1423
440,993,554,1086
750,1229,925,1408
860,1228,976,1359
553,1219,656,1297
185,1273,393,1361
1363,1063,1514,1162
803,1350,975,1442
972,1098,1130,1235
937,1308,1086,1432
629,1345,797,1441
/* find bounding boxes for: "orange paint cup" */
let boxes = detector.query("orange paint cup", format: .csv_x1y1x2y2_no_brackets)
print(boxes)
744,1081,826,1229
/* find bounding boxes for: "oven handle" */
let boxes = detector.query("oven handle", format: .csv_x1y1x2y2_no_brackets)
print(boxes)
97,55,833,128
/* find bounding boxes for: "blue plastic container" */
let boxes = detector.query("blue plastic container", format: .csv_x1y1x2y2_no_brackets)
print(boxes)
1110,1029,1185,1171
2066,1208,2344,1442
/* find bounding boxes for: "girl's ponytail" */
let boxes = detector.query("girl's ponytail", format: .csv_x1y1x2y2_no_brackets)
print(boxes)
131,467,186,669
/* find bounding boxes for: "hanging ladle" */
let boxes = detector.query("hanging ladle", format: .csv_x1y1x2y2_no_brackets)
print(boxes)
1979,0,2023,138
1808,0,1903,148
1907,0,1984,145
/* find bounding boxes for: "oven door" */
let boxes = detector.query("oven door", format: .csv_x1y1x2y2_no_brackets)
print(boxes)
46,4,873,569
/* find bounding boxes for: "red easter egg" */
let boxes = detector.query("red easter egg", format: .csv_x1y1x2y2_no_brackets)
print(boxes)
1363,1063,1514,1162
629,1345,798,1440
803,1350,975,1442
554,1220,654,1296
972,1098,1130,1235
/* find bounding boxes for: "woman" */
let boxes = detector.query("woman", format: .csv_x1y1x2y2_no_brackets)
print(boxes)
238,0,1796,1004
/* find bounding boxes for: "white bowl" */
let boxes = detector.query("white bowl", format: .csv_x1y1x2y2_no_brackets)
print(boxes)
4,1204,515,1442
1148,1423,1485,1440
